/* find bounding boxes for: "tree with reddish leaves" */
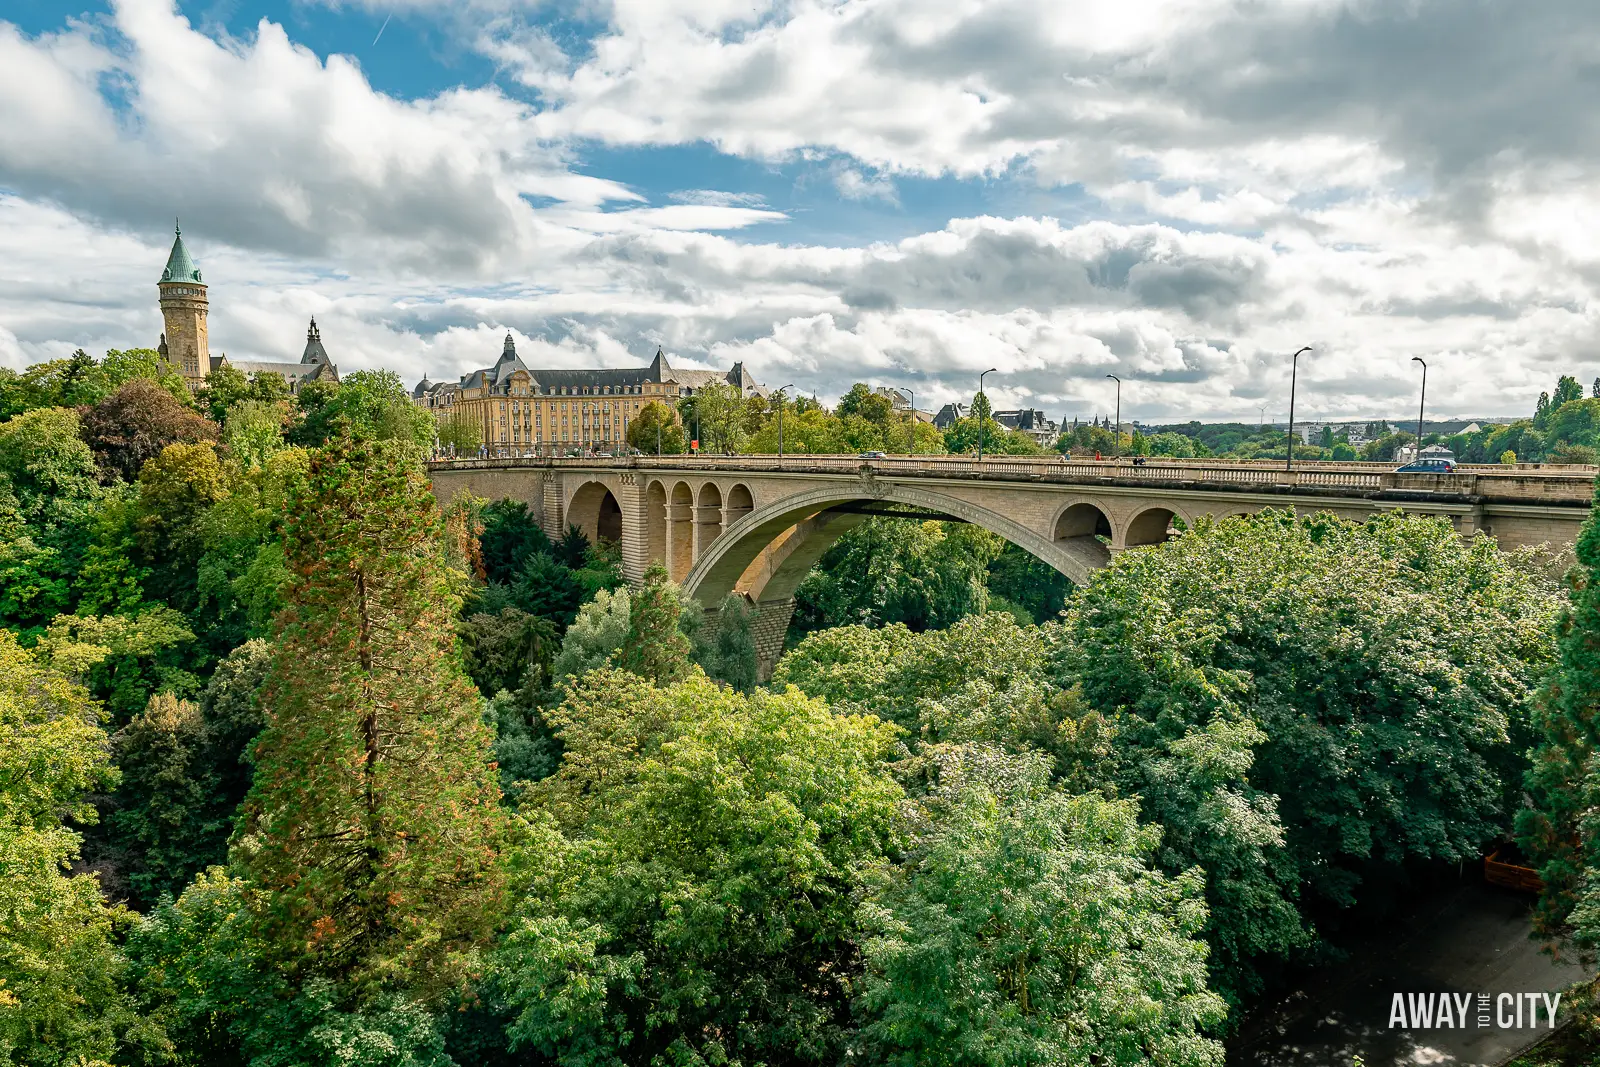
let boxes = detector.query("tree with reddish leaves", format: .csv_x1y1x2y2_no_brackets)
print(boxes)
80,378,218,482
239,432,507,1000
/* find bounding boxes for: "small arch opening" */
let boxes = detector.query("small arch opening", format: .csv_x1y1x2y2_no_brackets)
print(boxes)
1125,506,1180,548
1054,503,1113,542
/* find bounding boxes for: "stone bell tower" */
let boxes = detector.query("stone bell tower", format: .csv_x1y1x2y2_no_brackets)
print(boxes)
157,222,209,388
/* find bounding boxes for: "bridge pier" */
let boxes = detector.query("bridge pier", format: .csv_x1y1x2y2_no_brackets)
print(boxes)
667,491,694,582
752,597,797,683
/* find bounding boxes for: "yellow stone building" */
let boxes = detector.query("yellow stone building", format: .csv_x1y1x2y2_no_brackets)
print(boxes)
413,335,765,455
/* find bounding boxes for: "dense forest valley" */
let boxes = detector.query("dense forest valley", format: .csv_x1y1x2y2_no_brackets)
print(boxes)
4,347,1600,1066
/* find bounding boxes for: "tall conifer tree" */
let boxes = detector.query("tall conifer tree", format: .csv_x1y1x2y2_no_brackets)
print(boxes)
239,432,506,997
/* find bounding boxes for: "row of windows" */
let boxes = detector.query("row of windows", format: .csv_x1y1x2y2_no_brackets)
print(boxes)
499,382,659,398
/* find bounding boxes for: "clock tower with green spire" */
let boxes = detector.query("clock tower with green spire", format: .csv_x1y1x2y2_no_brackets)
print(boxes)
157,222,209,387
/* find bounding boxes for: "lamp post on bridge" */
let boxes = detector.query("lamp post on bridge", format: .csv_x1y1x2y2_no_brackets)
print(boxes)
1411,357,1427,464
775,384,794,460
904,387,915,455
1285,346,1313,471
977,367,998,461
1105,374,1121,462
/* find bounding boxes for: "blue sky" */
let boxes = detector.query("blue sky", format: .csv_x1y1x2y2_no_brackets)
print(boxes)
2,0,1599,420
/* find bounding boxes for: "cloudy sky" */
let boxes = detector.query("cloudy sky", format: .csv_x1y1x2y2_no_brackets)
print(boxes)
3,0,1598,421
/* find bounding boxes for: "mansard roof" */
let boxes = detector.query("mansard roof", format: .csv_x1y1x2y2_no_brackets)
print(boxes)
449,340,762,396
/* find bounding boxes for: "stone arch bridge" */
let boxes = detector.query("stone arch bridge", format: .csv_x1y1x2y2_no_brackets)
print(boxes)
429,455,1595,679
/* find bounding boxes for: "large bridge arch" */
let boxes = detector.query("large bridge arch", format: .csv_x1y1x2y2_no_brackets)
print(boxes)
682,483,1098,608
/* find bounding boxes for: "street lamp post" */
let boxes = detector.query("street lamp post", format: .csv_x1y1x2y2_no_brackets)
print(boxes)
905,388,915,455
1285,346,1313,471
1105,375,1121,462
977,368,998,461
775,384,794,459
1411,356,1427,464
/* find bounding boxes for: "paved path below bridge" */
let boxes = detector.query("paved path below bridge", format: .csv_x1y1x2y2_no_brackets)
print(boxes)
1229,880,1589,1067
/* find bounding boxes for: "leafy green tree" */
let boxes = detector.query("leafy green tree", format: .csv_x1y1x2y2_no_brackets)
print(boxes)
775,612,1053,734
436,410,481,454
0,350,101,414
1360,430,1414,461
0,629,144,1066
100,347,190,400
615,562,693,686
199,364,254,422
110,692,219,906
857,746,1225,1067
106,639,274,909
548,586,631,686
1520,475,1600,956
0,504,71,635
513,553,586,629
199,638,273,812
127,869,455,1067
222,399,290,470
986,542,1073,622
81,378,220,483
135,442,231,614
625,400,686,454
944,409,1044,457
793,518,1006,634
484,690,562,807
705,593,759,692
0,406,104,541
291,371,435,453
677,381,744,453
35,606,199,723
498,671,903,1066
1068,509,1559,1000
1554,375,1586,412
239,433,507,998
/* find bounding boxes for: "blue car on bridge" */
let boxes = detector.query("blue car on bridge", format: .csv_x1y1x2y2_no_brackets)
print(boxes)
1394,458,1458,473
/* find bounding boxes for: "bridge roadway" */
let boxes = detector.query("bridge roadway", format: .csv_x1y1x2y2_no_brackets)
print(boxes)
428,454,1596,678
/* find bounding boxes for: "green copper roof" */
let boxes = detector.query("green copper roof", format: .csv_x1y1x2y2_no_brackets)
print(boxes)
159,224,203,284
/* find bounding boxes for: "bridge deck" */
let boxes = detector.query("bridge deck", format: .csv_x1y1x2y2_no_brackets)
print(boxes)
428,454,1597,508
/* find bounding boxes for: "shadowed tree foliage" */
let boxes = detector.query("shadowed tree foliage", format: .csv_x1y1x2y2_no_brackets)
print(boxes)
81,378,219,483
458,607,560,697
705,592,759,693
239,433,508,999
478,499,551,586
106,640,274,908
1520,475,1600,958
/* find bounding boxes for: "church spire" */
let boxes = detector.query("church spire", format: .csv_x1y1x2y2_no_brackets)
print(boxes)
301,316,331,365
